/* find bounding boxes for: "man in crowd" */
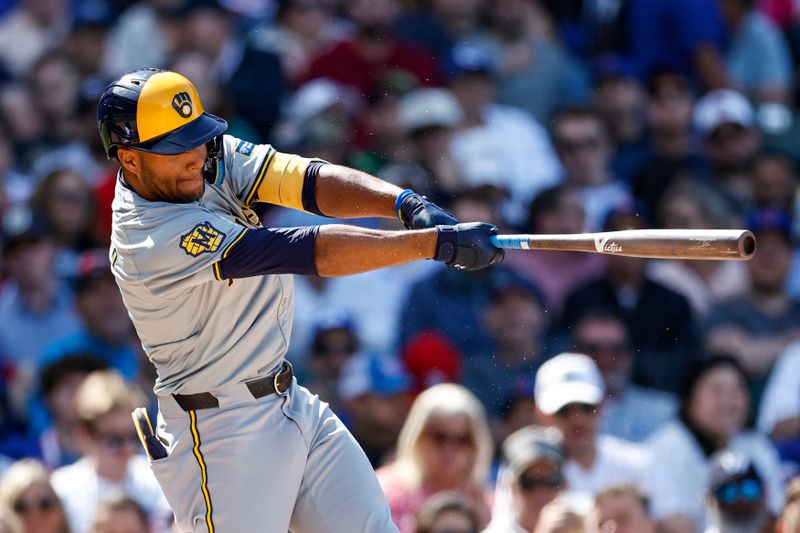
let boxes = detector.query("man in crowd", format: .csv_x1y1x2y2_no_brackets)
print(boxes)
586,485,657,533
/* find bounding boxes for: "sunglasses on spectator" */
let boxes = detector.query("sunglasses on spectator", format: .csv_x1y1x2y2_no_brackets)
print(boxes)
13,496,58,514
556,137,603,153
94,431,141,451
554,403,598,418
715,478,763,505
518,474,564,491
425,429,474,448
575,341,629,354
313,342,357,356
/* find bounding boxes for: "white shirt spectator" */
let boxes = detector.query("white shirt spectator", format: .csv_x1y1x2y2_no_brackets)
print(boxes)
600,386,678,443
758,341,800,435
647,421,784,530
51,455,171,533
450,104,561,222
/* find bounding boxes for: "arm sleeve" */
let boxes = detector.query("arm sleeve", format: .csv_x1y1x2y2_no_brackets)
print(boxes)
215,226,319,280
222,135,326,212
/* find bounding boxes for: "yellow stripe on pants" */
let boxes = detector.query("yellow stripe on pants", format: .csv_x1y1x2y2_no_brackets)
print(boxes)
189,410,215,532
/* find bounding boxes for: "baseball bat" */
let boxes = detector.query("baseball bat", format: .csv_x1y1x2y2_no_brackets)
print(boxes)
490,229,756,260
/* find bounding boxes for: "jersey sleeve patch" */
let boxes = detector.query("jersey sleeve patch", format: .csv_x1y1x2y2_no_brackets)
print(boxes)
235,140,254,157
179,222,227,257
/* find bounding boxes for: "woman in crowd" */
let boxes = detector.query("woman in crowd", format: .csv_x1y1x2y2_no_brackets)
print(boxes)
647,355,783,531
0,459,69,533
29,168,97,278
377,383,494,533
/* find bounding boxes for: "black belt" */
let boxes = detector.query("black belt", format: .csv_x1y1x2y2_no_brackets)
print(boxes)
173,361,294,411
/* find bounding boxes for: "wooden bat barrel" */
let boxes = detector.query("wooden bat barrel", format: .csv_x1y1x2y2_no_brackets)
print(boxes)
490,229,757,260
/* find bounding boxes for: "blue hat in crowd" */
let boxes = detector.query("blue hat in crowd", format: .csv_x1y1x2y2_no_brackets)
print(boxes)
443,42,495,82
746,208,793,241
338,354,411,400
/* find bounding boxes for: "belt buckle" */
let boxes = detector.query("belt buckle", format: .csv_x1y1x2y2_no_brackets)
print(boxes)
274,361,291,397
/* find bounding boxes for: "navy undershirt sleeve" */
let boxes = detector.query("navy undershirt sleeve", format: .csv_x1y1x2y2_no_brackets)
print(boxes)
218,226,319,279
302,161,327,216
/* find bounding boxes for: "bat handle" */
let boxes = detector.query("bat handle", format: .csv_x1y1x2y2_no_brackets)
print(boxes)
490,235,529,249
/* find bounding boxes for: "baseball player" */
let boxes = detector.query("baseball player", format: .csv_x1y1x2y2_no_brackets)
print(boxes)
98,68,503,532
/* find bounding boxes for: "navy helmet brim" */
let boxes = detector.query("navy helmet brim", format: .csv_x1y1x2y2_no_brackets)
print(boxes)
135,112,228,155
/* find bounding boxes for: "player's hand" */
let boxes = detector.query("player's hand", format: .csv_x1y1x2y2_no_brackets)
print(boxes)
434,223,504,271
397,190,459,229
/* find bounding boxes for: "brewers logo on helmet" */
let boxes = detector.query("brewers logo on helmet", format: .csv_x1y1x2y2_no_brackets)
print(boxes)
97,68,227,182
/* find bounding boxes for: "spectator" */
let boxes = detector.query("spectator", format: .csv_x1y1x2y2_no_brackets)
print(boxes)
395,0,486,60
29,170,97,277
338,353,412,467
483,426,566,533
377,383,493,533
704,449,775,533
0,458,69,533
415,491,481,533
705,208,800,413
693,89,761,214
779,476,800,533
102,0,183,78
0,505,22,533
487,0,590,123
382,87,465,201
533,353,650,498
40,250,140,382
626,0,728,89
181,2,286,142
560,207,696,393
648,180,748,319
400,262,536,361
0,206,81,412
50,370,169,533
299,316,360,411
549,106,631,231
446,41,562,223
751,148,798,212
632,70,705,220
719,0,794,103
0,0,70,78
89,495,149,533
571,308,677,443
303,0,440,97
36,354,108,469
505,184,605,313
647,355,784,532
461,271,547,420
250,0,345,85
585,485,656,533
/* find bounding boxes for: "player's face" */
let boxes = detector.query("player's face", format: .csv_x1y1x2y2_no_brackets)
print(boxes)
122,144,207,203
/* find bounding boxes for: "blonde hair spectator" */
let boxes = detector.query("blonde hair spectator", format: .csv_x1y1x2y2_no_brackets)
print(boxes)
778,476,800,533
0,459,69,533
377,383,493,533
74,370,146,426
395,383,493,490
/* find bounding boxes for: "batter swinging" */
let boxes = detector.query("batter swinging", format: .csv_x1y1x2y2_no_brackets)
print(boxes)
100,68,503,532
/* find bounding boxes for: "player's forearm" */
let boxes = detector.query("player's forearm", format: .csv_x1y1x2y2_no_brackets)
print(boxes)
314,164,403,219
315,224,436,277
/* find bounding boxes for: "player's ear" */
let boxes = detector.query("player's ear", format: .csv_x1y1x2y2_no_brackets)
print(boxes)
117,148,139,175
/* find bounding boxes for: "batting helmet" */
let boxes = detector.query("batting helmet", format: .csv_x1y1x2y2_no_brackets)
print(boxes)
97,68,227,165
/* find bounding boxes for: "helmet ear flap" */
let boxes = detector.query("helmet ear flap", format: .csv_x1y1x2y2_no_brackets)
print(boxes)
203,135,225,185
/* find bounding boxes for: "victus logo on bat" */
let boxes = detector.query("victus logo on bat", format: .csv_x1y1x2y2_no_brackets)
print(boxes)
594,235,623,254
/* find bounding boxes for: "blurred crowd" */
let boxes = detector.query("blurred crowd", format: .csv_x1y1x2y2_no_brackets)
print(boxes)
0,0,798,531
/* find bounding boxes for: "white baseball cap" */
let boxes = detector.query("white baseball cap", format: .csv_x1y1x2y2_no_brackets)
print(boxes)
693,89,754,137
534,353,605,415
399,88,464,133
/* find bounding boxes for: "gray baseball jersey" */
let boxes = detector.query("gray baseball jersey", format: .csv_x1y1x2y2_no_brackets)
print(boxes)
111,135,308,395
113,135,399,532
